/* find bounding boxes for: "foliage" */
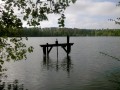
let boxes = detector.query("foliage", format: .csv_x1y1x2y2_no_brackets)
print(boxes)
0,0,76,27
0,37,34,72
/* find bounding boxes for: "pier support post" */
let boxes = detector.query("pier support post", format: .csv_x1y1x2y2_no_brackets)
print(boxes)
47,43,49,56
67,36,71,55
67,36,69,44
56,39,58,59
43,47,46,56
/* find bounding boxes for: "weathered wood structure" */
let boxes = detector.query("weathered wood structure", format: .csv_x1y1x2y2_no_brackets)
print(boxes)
40,36,74,56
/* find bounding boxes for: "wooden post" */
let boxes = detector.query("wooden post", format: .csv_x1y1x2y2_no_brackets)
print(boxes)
67,55,70,73
43,55,46,65
43,47,46,56
56,39,58,59
67,36,69,44
55,39,59,71
47,43,49,56
67,36,70,55
48,46,53,54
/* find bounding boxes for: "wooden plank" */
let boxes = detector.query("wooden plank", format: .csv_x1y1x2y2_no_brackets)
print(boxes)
43,47,46,55
40,43,74,47
48,46,53,54
61,46,67,53
67,36,69,44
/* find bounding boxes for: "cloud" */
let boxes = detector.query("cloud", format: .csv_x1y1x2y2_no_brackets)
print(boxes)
86,2,119,16
61,0,120,29
65,0,119,16
40,14,60,28
29,0,120,29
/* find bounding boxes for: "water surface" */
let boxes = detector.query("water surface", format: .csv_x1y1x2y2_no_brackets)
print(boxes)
4,37,120,90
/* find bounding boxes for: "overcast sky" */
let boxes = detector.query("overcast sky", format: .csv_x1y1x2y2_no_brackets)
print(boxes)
0,0,120,29
39,0,120,29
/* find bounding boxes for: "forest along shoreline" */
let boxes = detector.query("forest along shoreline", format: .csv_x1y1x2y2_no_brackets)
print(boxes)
1,27,120,37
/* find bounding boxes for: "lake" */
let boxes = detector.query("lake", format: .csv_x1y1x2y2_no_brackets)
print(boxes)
3,37,120,90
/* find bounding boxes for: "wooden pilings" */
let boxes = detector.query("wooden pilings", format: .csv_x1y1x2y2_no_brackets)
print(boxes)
40,36,74,56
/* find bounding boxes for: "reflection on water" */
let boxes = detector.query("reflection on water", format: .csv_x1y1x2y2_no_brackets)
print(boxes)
100,52,120,61
0,79,28,90
42,55,73,75
108,72,120,90
0,70,27,90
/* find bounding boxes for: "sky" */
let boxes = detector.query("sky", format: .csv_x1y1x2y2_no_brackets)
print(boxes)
0,0,120,29
39,0,120,29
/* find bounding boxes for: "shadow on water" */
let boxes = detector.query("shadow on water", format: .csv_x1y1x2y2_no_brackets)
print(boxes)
108,72,120,90
0,69,27,90
100,52,120,89
0,79,28,90
99,52,120,61
42,55,73,75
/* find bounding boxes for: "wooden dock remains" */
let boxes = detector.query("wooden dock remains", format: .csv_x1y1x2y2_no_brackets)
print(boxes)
40,36,74,56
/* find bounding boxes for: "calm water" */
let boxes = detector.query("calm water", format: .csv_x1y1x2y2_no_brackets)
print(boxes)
3,37,120,90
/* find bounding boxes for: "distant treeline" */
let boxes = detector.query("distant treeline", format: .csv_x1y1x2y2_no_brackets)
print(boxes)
21,27,120,37
1,27,120,37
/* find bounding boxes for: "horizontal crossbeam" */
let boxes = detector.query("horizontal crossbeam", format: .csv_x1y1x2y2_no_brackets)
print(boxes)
40,43,74,47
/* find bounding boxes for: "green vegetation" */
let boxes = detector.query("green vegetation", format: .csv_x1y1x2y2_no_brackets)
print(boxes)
17,27,120,37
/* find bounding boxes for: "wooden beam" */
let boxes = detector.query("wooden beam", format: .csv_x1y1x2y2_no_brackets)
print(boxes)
61,46,67,53
48,46,53,54
40,43,74,47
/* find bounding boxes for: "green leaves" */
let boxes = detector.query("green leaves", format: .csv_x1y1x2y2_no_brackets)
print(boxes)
58,14,66,27
1,11,22,28
28,46,34,53
0,59,4,65
0,37,34,72
1,0,76,27
72,0,77,4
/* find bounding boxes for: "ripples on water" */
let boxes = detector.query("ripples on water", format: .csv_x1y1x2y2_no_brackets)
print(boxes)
2,37,120,90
